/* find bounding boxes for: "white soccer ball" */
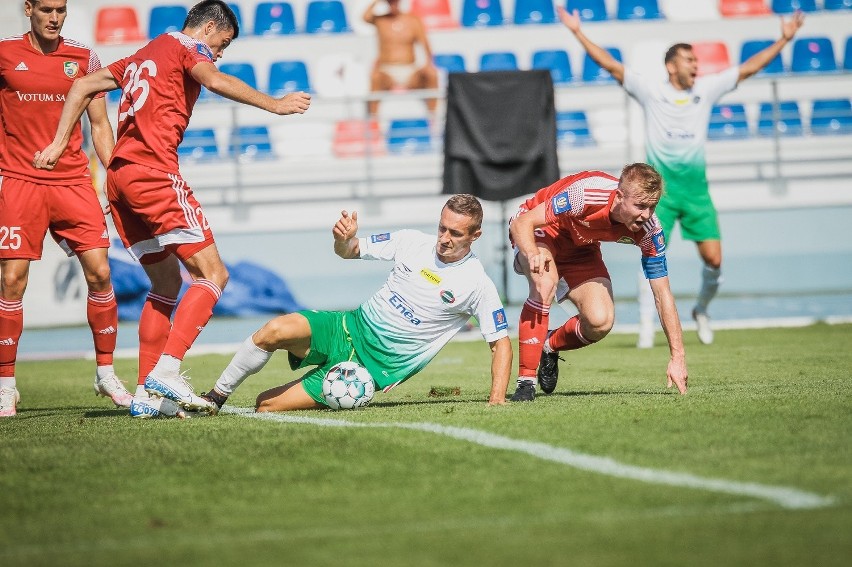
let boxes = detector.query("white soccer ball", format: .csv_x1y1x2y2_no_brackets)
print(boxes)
322,361,375,410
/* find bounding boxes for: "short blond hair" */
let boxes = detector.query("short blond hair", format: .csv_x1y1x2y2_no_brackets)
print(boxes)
619,163,664,203
444,194,483,234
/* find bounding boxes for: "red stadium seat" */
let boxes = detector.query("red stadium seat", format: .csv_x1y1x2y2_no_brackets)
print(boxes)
692,41,731,75
95,6,144,44
333,120,385,158
411,0,458,29
718,0,771,17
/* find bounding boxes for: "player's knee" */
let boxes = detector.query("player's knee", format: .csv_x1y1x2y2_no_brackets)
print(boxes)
582,308,614,339
0,272,27,299
256,316,290,348
83,264,112,289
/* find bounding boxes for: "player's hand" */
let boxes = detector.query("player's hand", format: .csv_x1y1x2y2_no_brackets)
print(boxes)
557,7,581,33
32,143,64,170
333,210,358,241
666,358,688,395
274,91,311,115
526,250,550,274
780,10,805,41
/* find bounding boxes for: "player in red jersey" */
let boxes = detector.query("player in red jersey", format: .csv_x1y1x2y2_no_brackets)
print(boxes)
34,0,312,418
0,0,132,417
508,163,688,401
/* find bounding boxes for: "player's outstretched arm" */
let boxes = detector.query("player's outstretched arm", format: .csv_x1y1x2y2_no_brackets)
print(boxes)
333,210,361,259
487,337,513,405
649,276,688,394
86,96,115,170
192,62,311,116
557,6,624,84
738,10,804,82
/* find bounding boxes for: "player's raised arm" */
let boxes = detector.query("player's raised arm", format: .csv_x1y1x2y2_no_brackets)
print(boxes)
557,6,625,84
738,11,804,82
487,336,513,405
191,62,311,116
648,276,688,394
333,210,361,259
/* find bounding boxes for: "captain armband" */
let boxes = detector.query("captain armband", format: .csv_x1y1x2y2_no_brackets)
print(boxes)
641,255,668,279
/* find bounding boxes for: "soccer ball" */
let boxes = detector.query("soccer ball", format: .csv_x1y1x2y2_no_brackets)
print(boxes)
322,361,375,410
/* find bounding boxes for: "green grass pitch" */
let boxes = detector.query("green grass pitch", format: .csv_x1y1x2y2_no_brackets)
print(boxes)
1,323,850,566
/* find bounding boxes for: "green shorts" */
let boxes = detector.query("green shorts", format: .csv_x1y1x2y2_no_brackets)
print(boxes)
655,184,720,243
289,310,368,406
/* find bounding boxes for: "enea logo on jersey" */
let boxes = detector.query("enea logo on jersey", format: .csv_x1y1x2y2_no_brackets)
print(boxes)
370,232,391,243
63,61,79,78
196,43,214,61
551,192,571,215
492,308,508,331
388,293,421,325
652,232,666,254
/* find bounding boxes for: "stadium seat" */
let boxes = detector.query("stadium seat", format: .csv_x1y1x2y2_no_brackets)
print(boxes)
844,36,852,70
106,88,122,105
411,0,458,29
556,111,595,146
386,118,433,154
718,0,771,17
461,0,504,27
691,41,731,75
148,5,188,38
617,0,663,20
810,98,852,135
513,0,557,24
227,3,244,32
178,128,220,162
791,37,838,73
254,2,297,35
531,49,574,84
825,0,852,9
771,0,817,13
229,126,275,160
95,6,144,44
433,53,466,74
708,104,750,140
740,39,785,75
219,63,258,89
332,119,385,158
305,0,350,33
757,100,803,137
479,52,519,72
582,47,623,82
268,60,311,95
566,0,608,21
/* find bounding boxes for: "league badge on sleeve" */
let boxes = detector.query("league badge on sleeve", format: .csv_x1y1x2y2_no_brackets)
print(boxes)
492,308,508,331
551,192,571,215
653,232,666,254
196,43,214,60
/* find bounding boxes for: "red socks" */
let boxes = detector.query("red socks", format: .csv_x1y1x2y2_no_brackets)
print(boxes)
517,298,550,379
0,299,23,378
162,279,221,361
137,293,177,385
87,288,118,367
547,315,596,352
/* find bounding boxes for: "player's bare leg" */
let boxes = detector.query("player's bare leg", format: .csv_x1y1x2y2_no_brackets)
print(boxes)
256,378,323,412
694,239,722,345
368,68,394,116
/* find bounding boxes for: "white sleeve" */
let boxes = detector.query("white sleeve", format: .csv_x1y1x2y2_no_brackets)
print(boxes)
622,68,653,104
699,66,740,105
359,229,415,261
473,277,510,342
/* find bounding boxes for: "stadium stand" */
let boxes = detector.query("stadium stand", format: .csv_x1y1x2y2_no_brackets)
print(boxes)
771,0,817,13
305,0,350,33
740,39,785,74
219,62,258,89
708,103,750,139
556,110,595,146
513,0,558,25
333,119,385,158
267,60,311,95
617,0,663,20
95,6,144,44
227,3,244,31
254,2,297,36
479,51,519,71
178,128,220,162
844,36,852,70
582,47,623,82
147,5,187,38
825,0,852,9
531,49,574,84
433,53,467,74
229,125,275,160
566,0,609,21
386,118,433,154
791,36,838,73
411,0,458,29
692,41,732,75
810,98,852,135
718,0,771,17
757,100,804,137
461,0,505,27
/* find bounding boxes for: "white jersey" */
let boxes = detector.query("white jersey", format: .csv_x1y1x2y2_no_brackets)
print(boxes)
623,66,739,186
347,229,509,390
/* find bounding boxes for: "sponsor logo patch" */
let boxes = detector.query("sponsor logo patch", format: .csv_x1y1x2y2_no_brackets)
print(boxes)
653,232,666,254
63,61,78,78
421,269,441,285
492,308,508,331
196,43,214,60
440,290,455,304
371,232,391,243
551,192,571,214
388,293,421,325
15,61,28,71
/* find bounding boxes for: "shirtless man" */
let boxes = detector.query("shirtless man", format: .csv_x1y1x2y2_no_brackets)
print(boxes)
363,0,438,117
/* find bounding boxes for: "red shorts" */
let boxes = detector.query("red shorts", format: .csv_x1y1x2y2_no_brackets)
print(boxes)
512,227,610,299
0,176,109,260
107,160,214,264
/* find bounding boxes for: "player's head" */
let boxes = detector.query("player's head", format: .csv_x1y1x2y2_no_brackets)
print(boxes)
437,194,483,263
184,0,240,59
613,163,663,232
664,43,698,90
25,0,67,43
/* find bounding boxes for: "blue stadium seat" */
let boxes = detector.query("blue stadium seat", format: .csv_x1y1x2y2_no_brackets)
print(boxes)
178,128,219,161
219,62,258,89
824,0,852,9
254,2,296,36
148,5,187,38
107,88,122,105
771,0,817,13
556,111,595,146
531,49,573,85
227,3,244,32
513,0,557,24
268,61,311,95
305,0,350,33
740,39,785,75
757,101,803,137
229,126,275,160
582,47,622,82
566,0,608,21
617,0,662,20
479,52,519,72
791,37,837,73
461,0,504,27
708,104,750,140
810,98,852,135
844,36,852,70
386,118,433,154
433,53,466,74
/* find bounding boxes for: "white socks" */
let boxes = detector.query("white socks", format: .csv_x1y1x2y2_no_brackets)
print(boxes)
696,265,722,314
214,337,273,396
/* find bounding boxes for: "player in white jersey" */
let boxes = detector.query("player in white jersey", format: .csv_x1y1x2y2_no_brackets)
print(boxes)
202,194,512,412
557,7,804,347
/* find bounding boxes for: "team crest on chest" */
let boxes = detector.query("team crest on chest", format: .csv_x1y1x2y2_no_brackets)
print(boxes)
440,290,455,304
63,61,79,78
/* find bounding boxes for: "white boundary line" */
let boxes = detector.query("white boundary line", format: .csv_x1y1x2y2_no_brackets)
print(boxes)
224,407,835,510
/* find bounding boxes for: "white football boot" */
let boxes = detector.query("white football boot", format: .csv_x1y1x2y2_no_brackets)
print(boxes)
144,369,217,413
94,372,133,408
129,394,187,419
0,387,20,417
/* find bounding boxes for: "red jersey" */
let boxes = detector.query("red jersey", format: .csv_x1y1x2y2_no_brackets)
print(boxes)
0,33,103,184
519,170,669,277
107,32,214,173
